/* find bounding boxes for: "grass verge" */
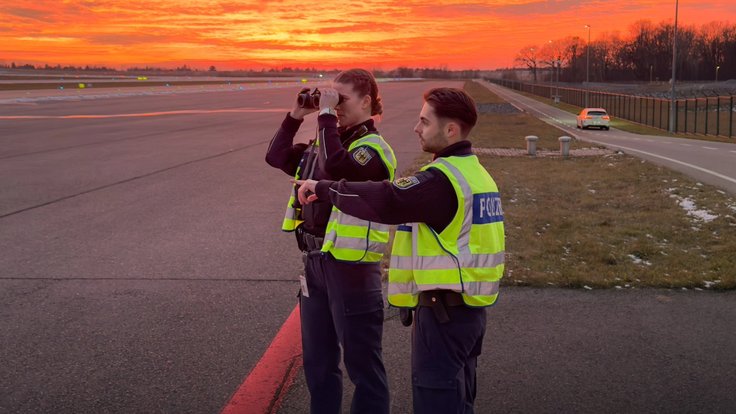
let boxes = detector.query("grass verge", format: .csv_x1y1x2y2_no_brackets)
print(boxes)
466,81,598,151
466,80,736,290
379,80,735,290
488,154,736,290
516,89,736,143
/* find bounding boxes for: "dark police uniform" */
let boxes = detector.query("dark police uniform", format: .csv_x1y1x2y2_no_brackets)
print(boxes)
265,112,391,414
314,140,496,413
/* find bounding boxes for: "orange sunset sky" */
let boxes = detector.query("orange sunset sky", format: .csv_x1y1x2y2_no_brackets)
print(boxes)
2,0,734,70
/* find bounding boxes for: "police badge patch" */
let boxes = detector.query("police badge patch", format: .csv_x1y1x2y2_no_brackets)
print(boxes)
393,176,420,189
352,147,373,165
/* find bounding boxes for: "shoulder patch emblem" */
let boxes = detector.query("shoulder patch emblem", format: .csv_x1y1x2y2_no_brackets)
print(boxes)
393,176,421,190
352,147,373,166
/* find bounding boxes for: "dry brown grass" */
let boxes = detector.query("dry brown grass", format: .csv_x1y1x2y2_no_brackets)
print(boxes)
465,81,508,104
465,81,597,151
470,113,596,151
486,155,736,290
385,80,736,290
463,80,736,290
516,89,736,143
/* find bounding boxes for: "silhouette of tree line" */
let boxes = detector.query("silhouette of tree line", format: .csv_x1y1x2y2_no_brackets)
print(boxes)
514,19,735,82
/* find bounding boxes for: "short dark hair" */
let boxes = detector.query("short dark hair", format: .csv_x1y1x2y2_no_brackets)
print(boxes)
423,88,478,138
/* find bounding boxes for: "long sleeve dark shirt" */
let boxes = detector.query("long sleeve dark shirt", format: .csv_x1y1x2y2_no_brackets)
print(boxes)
265,112,391,235
315,140,474,234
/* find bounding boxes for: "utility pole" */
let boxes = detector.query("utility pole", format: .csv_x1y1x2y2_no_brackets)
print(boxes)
669,0,679,133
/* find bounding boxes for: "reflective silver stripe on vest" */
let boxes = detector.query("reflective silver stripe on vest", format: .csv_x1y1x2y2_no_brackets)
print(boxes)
431,158,473,255
388,280,418,295
388,280,499,296
324,230,388,251
412,222,420,265
284,203,297,219
325,231,386,253
333,211,390,230
391,252,504,270
463,280,500,296
326,211,390,252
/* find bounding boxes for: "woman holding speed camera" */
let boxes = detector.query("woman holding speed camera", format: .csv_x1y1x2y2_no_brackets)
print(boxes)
265,69,395,414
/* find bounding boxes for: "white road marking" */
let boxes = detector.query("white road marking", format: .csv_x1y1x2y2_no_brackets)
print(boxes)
482,82,736,186
591,143,736,185
0,108,288,120
703,147,718,150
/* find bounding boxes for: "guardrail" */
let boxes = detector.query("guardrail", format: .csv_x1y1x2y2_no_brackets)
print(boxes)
486,78,735,139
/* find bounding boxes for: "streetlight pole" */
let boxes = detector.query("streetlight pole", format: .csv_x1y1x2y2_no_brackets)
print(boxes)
556,59,560,103
716,65,720,82
585,24,591,107
669,0,679,133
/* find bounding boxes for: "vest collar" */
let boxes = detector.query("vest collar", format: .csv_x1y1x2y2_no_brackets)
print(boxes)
433,140,472,160
339,119,376,146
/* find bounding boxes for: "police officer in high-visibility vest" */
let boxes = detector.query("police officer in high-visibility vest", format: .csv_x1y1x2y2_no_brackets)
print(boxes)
265,69,395,414
296,87,504,413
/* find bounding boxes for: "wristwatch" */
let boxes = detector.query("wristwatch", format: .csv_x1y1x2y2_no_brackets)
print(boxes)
319,107,337,117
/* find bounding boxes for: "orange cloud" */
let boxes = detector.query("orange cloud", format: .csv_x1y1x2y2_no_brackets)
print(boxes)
1,0,734,70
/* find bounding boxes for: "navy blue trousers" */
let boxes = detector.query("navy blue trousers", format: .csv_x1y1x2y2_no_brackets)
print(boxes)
412,304,487,414
299,252,389,414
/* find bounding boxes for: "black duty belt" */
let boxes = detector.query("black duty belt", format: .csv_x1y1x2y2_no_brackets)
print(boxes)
418,290,465,324
295,227,324,252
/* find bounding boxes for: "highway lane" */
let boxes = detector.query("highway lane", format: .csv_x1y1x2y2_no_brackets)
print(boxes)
0,80,455,413
482,81,736,194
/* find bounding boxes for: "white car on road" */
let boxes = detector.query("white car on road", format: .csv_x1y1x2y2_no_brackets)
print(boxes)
576,108,610,130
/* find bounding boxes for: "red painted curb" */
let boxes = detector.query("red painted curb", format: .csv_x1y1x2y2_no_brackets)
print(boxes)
221,305,302,414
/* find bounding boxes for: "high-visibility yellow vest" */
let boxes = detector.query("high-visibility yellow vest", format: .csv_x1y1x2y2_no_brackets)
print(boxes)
281,139,319,232
388,155,505,307
281,133,397,263
320,134,397,262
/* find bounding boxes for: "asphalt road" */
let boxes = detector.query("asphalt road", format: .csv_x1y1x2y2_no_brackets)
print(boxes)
278,288,736,414
483,81,736,194
0,80,454,413
4,80,735,414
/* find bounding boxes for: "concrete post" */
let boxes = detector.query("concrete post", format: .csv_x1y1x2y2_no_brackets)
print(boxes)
559,136,572,158
525,135,539,156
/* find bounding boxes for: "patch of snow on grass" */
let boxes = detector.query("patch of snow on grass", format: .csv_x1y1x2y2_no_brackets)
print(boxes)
628,254,652,266
665,189,719,223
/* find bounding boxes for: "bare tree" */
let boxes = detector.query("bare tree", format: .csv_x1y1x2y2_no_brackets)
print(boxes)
539,39,568,82
515,19,736,82
514,45,541,82
697,21,731,79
